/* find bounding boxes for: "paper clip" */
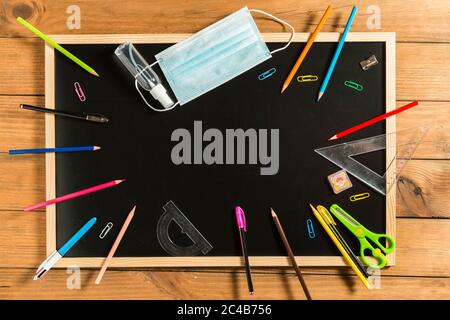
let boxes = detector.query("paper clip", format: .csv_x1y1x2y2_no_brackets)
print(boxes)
99,222,113,239
306,219,315,239
349,192,370,202
258,68,276,80
297,75,318,82
344,80,363,92
74,82,86,102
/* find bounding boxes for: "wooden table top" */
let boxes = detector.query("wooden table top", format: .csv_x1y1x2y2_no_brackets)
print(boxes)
0,0,448,299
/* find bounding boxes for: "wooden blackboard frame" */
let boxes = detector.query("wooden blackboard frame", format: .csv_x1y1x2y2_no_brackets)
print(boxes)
45,33,396,267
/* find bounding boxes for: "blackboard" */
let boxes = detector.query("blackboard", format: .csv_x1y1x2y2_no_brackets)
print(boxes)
44,34,396,267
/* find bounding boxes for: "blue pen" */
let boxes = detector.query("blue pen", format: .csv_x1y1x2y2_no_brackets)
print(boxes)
34,217,97,280
9,146,100,155
317,6,358,101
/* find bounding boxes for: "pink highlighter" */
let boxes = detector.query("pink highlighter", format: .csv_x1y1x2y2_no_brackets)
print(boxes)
235,206,254,295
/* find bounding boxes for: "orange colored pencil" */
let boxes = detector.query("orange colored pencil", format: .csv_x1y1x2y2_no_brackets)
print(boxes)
281,5,332,93
95,205,136,285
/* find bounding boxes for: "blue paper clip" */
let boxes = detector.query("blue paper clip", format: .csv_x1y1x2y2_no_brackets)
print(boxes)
306,219,315,239
258,68,276,80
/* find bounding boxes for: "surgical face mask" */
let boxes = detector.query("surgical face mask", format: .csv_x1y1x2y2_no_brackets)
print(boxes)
115,7,294,111
155,7,294,106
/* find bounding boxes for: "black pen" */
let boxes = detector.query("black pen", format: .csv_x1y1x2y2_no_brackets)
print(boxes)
20,104,109,123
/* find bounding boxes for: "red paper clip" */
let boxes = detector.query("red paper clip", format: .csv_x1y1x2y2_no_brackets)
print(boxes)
74,82,86,102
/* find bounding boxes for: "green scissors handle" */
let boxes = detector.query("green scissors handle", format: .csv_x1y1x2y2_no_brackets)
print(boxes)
330,204,396,269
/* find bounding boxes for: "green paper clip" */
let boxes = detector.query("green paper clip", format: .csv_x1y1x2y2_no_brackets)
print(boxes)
344,80,363,91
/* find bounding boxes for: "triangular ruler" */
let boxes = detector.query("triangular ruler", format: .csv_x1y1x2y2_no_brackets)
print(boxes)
315,125,436,195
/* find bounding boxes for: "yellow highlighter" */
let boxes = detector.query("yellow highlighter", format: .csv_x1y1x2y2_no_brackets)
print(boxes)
309,204,372,289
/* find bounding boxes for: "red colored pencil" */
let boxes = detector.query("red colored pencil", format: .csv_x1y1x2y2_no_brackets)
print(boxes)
329,101,419,141
24,179,125,212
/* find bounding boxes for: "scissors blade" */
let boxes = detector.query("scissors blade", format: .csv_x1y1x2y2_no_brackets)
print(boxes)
331,205,360,228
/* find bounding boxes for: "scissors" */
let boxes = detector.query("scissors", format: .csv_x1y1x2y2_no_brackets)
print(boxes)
329,204,395,269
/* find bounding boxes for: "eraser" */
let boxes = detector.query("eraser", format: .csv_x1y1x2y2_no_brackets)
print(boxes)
328,170,352,194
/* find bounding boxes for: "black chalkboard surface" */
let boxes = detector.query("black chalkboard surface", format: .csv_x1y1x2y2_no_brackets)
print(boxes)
48,35,394,266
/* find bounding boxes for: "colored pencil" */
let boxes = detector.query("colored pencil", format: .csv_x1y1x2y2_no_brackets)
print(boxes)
309,204,371,289
16,17,99,77
24,179,125,212
329,101,419,140
271,208,312,300
9,146,100,155
317,6,357,101
95,206,136,285
281,5,332,94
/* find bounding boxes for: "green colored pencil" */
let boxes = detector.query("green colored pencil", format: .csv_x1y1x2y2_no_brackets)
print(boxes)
17,17,99,77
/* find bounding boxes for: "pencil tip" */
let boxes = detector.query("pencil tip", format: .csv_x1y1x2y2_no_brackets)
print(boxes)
116,179,126,184
281,85,287,94
317,92,323,101
93,146,101,150
270,208,276,217
328,135,337,141
92,70,100,77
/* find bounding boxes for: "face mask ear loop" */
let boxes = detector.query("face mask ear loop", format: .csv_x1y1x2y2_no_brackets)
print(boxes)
135,79,179,112
248,9,295,55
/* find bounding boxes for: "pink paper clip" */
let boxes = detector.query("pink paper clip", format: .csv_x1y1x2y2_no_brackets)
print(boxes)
74,82,86,102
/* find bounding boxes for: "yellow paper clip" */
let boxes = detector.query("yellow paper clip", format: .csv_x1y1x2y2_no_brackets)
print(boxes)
297,75,318,82
344,80,363,91
349,192,370,202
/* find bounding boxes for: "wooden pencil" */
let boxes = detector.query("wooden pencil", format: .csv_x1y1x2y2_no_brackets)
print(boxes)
95,206,136,285
271,208,312,300
281,5,332,93
329,101,419,140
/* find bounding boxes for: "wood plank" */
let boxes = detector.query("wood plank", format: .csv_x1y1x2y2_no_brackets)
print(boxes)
0,268,448,300
1,39,450,101
1,0,449,42
396,160,450,218
396,101,450,160
1,213,448,277
0,96,45,151
0,38,44,95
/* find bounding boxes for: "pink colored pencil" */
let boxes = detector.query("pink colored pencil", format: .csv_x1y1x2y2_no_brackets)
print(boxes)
95,205,136,285
24,179,125,212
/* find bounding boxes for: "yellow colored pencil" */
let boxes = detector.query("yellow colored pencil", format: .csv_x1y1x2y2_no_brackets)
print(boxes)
309,204,372,289
281,5,332,93
17,17,99,77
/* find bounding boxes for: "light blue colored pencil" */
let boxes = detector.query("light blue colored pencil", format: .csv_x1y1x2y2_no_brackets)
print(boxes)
9,146,100,155
317,6,358,101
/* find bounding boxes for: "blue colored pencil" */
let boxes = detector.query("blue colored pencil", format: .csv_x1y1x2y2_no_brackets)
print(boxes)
9,146,100,155
317,6,358,101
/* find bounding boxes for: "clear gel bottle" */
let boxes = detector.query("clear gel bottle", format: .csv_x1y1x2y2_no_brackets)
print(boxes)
115,42,174,109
